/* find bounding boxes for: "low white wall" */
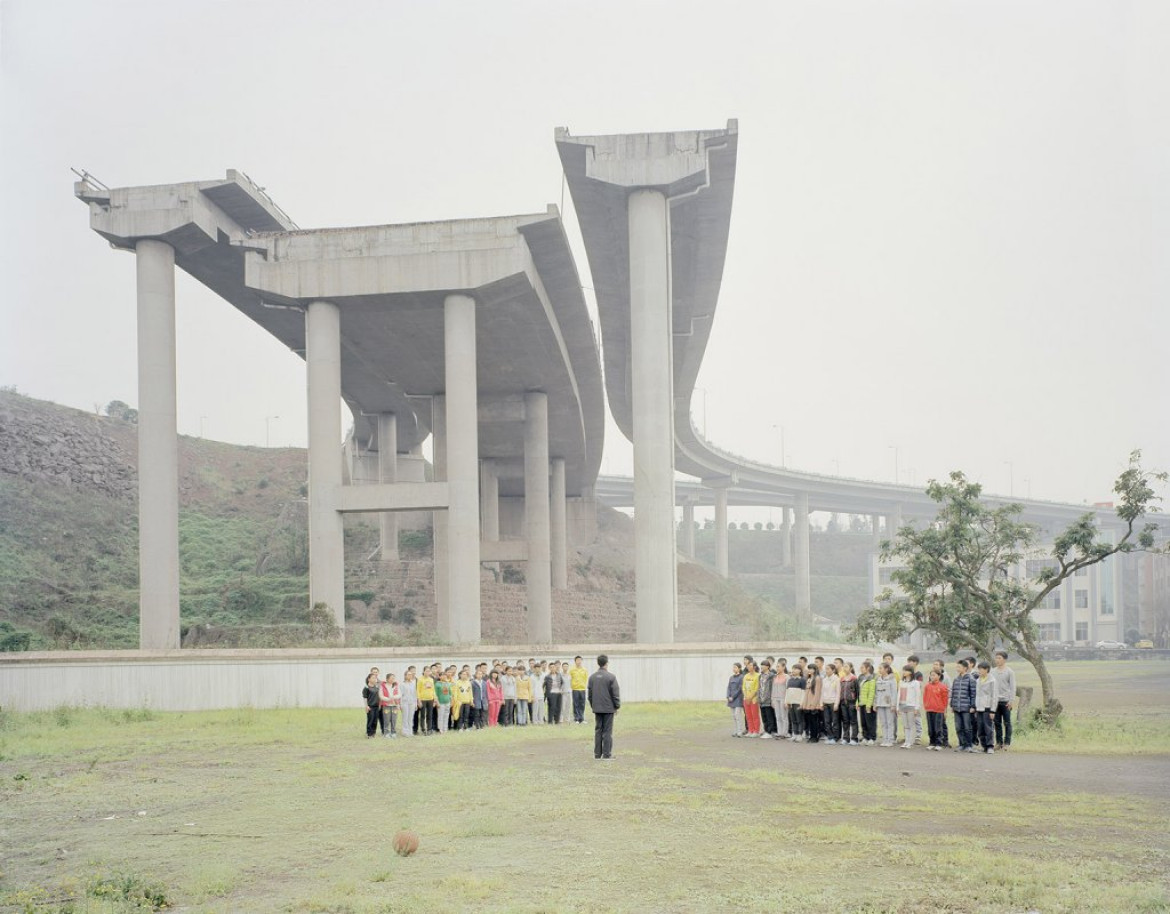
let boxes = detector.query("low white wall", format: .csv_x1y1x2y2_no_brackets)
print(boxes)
0,642,885,712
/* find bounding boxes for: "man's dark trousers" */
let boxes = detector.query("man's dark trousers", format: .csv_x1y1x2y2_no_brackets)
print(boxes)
594,712,614,759
994,700,1013,747
954,710,973,749
573,690,587,723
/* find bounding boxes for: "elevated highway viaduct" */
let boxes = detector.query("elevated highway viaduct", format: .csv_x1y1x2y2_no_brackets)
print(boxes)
76,172,603,648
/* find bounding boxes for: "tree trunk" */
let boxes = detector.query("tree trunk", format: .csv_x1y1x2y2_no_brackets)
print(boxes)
1021,648,1062,724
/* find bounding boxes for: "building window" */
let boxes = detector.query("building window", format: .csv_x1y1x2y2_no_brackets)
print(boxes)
1075,622,1089,641
1040,590,1061,610
1027,559,1058,577
1074,590,1089,609
878,568,895,584
1074,567,1088,577
1037,623,1061,642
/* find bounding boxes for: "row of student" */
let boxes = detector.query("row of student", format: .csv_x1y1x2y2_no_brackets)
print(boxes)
727,650,1017,754
360,657,593,738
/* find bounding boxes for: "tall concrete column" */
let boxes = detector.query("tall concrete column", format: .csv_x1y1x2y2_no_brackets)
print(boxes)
871,513,882,550
306,299,346,631
682,503,695,559
135,239,180,650
890,504,904,541
479,460,499,572
628,188,677,643
550,457,567,590
714,488,729,578
780,507,792,567
795,492,811,619
525,392,552,641
431,396,448,633
444,293,481,644
377,413,398,562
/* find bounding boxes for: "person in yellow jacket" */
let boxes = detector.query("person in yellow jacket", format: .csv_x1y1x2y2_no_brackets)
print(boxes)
452,669,474,731
741,662,762,736
416,669,436,735
570,655,590,723
515,666,532,725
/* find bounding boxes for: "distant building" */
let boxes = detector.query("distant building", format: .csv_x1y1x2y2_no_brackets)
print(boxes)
871,537,1131,649
1135,551,1170,647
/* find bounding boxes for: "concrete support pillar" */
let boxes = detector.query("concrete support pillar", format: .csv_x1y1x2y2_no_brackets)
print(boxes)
306,299,346,632
890,504,904,541
135,239,180,650
628,188,677,643
525,392,552,641
682,503,695,559
377,413,398,562
795,493,811,619
871,513,882,550
550,457,567,590
444,294,481,643
780,507,792,568
479,460,499,572
432,397,448,633
714,488,729,578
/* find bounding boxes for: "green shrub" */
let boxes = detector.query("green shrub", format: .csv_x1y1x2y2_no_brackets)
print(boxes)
88,872,170,911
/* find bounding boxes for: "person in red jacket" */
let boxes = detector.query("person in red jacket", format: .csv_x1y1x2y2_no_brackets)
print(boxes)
923,669,950,751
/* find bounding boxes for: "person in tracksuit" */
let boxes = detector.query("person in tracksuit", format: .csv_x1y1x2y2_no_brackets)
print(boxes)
801,664,824,743
727,663,746,737
857,661,877,745
771,660,790,740
785,666,806,741
874,663,898,747
973,660,999,754
758,661,776,739
839,662,859,745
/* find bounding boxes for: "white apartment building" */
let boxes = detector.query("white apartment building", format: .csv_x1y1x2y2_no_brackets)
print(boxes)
871,537,1125,649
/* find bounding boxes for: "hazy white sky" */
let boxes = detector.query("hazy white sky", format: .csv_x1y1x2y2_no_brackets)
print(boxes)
2,0,1167,511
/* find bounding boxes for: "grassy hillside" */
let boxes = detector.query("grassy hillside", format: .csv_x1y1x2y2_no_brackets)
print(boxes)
0,390,844,649
0,390,312,649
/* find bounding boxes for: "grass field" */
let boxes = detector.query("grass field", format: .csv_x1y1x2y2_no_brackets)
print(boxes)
1,662,1168,913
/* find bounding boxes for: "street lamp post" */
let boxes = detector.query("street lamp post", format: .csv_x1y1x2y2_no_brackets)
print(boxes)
265,415,280,448
1004,461,1014,497
199,416,208,438
772,423,787,468
888,445,900,484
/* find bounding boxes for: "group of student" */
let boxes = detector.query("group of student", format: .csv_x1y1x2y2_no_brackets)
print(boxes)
726,650,1017,754
361,656,592,738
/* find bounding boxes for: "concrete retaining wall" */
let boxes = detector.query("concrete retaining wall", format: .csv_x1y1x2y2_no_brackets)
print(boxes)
0,642,874,712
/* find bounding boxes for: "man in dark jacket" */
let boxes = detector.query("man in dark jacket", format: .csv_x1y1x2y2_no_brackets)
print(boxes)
587,654,621,760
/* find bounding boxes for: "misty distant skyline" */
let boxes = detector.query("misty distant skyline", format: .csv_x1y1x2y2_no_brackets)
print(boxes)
2,0,1167,515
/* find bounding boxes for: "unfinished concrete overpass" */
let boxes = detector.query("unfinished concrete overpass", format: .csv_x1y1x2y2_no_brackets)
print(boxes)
558,123,1167,634
76,171,603,648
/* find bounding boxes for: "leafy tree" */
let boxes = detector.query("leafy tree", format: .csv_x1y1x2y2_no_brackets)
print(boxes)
849,451,1166,723
104,400,138,423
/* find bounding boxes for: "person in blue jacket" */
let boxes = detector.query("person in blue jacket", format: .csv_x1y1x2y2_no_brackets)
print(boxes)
727,662,746,737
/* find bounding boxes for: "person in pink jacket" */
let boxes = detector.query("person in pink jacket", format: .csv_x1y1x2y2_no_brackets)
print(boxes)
486,670,504,727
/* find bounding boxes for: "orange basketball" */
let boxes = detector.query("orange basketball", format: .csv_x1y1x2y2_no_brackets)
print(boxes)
393,830,419,857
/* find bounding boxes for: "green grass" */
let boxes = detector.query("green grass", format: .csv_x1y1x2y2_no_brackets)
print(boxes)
2,668,1168,913
1008,661,1170,755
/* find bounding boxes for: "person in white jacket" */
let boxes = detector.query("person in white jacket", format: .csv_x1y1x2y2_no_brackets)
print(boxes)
897,665,923,749
399,667,418,737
